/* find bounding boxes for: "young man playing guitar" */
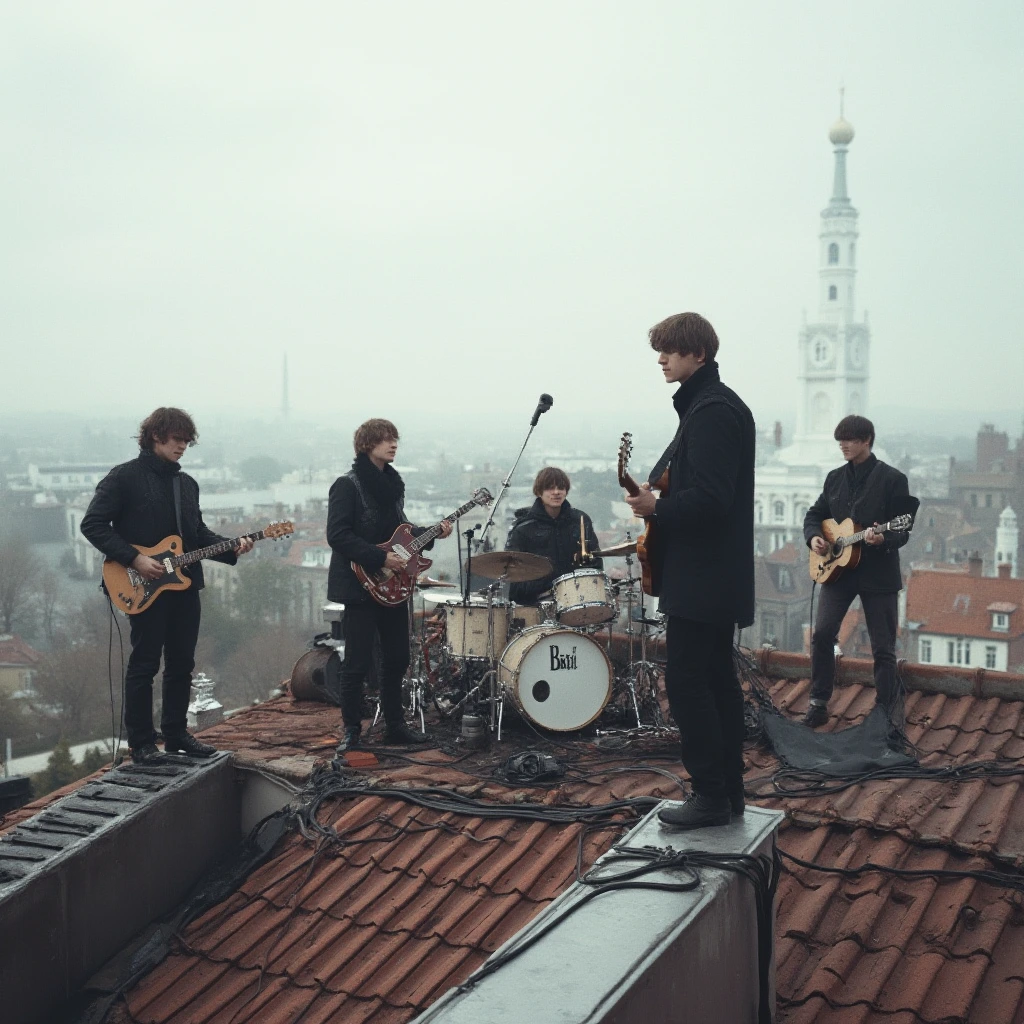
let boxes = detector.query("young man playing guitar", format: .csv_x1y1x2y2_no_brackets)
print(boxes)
803,415,916,729
625,313,755,830
81,407,254,764
327,418,452,754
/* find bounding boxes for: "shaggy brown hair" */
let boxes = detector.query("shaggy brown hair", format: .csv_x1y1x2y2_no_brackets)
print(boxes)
834,414,875,448
648,312,720,362
136,407,198,450
353,418,400,454
533,466,571,497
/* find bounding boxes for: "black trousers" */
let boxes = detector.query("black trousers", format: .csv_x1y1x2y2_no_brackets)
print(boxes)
663,617,745,799
340,600,410,730
125,588,202,749
810,573,900,710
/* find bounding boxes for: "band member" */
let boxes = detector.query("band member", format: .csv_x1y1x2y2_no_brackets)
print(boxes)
327,418,452,754
81,408,254,764
625,313,755,829
803,415,916,728
504,467,602,605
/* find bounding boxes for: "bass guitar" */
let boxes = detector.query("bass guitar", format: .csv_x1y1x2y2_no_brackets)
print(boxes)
354,488,493,606
102,521,295,614
809,514,914,584
616,432,665,596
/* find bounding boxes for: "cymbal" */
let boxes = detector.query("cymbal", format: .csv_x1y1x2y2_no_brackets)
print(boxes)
472,550,552,582
596,540,637,557
417,588,465,605
416,576,455,589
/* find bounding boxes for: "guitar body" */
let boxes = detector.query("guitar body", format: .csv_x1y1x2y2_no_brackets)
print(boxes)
102,536,192,615
809,518,862,585
353,524,433,607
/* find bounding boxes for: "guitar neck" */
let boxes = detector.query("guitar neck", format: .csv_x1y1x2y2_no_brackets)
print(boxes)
407,499,480,553
618,470,640,498
173,530,264,567
842,519,896,548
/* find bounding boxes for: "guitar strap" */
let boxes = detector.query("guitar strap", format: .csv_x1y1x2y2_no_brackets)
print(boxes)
171,475,184,539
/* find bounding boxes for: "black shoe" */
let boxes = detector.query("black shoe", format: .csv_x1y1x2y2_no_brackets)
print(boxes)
383,722,428,745
131,742,162,764
163,732,217,757
336,728,362,755
658,792,732,830
802,702,829,728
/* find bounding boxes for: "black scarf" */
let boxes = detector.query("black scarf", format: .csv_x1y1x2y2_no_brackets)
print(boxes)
353,451,404,507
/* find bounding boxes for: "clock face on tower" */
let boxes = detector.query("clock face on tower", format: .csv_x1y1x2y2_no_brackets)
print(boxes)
811,335,832,367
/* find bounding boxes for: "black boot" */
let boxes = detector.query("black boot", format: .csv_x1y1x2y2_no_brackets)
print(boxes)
802,701,829,728
336,728,361,755
131,742,162,765
726,784,746,817
383,722,428,745
658,792,732,830
163,732,217,757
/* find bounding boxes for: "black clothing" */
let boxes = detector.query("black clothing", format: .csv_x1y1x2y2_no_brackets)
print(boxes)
339,601,411,729
80,449,237,589
802,454,912,594
327,453,421,606
504,499,602,604
651,361,756,628
662,616,746,800
125,588,202,749
809,576,899,708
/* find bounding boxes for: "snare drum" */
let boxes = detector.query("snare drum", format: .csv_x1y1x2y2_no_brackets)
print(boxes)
498,626,612,731
552,569,616,627
444,598,509,660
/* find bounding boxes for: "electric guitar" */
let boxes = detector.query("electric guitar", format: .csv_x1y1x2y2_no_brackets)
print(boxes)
102,521,295,614
809,514,914,584
616,432,665,596
354,488,493,606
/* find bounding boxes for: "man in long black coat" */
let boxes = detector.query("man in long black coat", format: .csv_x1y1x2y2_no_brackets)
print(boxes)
625,312,755,829
803,415,916,729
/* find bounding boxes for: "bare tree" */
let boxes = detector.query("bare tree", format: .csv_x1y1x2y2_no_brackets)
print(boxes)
30,642,119,742
0,535,42,634
35,570,62,645
216,625,307,708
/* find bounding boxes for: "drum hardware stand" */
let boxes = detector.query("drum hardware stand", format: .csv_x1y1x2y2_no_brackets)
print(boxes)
462,523,479,602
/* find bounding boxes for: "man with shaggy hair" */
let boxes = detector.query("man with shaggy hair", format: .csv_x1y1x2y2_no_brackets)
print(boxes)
327,418,452,754
81,407,254,763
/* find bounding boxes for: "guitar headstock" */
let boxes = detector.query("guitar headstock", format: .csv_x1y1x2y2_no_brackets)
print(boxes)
890,514,914,532
472,487,494,506
265,520,295,540
617,432,633,488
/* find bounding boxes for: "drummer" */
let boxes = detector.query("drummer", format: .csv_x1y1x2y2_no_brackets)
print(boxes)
504,467,602,606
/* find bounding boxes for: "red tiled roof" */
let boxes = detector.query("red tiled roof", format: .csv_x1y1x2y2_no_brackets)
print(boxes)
906,568,1024,640
0,634,42,666
767,541,804,565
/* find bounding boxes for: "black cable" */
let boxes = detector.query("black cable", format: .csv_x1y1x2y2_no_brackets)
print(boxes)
106,595,127,766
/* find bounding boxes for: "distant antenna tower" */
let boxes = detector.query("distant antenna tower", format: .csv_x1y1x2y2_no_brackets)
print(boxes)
282,354,290,418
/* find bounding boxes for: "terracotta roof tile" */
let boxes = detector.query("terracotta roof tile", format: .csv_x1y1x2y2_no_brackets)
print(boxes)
907,567,1024,639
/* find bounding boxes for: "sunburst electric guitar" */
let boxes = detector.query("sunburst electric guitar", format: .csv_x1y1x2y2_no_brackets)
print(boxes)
809,514,914,584
102,521,295,614
616,432,665,596
354,488,493,606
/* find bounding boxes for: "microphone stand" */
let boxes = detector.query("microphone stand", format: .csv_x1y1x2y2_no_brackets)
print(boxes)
462,524,478,602
477,422,541,552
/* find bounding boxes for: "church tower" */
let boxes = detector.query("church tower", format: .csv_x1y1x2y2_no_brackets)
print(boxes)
789,96,872,463
996,506,1018,577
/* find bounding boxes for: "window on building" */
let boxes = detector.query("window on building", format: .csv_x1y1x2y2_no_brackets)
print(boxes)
986,646,998,669
762,616,778,643
948,638,971,665
928,516,935,528
925,541,934,553
971,494,978,507
920,639,932,664
992,613,1009,632
986,493,993,508
773,501,785,523
828,285,837,301
755,503,763,524
849,243,855,263
828,243,839,265
947,640,955,663
778,568,792,590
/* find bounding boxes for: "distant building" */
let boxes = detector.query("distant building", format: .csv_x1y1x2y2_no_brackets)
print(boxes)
0,634,42,698
752,542,811,651
904,558,1024,672
948,423,1024,532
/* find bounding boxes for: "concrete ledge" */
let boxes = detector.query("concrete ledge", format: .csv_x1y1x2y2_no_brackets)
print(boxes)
0,753,240,1024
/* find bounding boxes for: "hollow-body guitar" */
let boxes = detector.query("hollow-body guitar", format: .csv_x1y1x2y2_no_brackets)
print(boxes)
354,488,493,606
809,514,914,584
102,521,295,614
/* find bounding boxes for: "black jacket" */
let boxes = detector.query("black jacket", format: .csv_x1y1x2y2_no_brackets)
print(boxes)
803,454,914,593
504,499,602,603
80,450,236,590
326,454,432,605
651,362,755,627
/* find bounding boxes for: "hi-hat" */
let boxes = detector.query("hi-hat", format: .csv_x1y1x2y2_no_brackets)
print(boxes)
472,550,552,582
416,576,455,589
596,540,637,557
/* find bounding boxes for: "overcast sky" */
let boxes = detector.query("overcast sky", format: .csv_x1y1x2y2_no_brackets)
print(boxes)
2,2,1022,442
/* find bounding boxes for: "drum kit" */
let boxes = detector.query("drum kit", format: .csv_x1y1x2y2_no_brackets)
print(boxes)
411,537,666,738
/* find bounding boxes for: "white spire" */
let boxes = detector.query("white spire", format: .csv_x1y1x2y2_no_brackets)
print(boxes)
996,506,1019,577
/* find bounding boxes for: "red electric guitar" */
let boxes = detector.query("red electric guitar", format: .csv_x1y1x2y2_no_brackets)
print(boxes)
354,488,493,606
616,432,665,597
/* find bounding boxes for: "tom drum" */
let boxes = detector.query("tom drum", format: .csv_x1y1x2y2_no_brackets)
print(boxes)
552,569,616,627
444,597,509,660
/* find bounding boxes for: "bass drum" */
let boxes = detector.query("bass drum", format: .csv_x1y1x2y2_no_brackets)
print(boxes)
290,637,380,704
498,626,612,732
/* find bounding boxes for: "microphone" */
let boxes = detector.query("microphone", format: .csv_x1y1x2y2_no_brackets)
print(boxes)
530,393,553,427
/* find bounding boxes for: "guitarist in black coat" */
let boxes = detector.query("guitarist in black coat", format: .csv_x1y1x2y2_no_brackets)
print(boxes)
625,313,755,830
80,407,253,763
326,418,452,754
802,415,916,729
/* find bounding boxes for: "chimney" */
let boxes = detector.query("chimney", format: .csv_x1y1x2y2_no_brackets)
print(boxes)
998,563,1012,579
774,420,783,448
968,552,984,577
187,672,224,731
